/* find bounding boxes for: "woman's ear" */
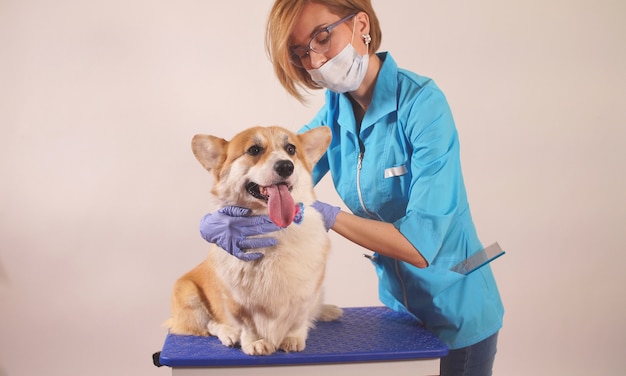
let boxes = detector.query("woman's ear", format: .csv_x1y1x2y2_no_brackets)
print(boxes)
354,11,370,39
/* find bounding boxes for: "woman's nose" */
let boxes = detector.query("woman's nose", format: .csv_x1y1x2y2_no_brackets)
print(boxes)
308,50,327,69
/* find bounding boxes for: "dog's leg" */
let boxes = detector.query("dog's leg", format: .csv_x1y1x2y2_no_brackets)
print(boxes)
207,320,241,347
166,279,210,336
240,328,277,356
279,323,309,353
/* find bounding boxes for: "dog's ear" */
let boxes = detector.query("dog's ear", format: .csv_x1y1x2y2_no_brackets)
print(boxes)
191,134,228,172
298,126,332,166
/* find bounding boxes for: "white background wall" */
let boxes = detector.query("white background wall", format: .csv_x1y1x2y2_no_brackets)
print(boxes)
1,0,624,375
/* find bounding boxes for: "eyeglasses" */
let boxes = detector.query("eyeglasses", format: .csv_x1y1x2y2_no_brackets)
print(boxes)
289,13,357,68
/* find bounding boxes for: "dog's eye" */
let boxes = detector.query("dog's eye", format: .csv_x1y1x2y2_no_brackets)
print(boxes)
247,145,263,156
285,143,296,155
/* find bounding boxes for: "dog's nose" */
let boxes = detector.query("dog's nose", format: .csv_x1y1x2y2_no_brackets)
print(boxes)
274,160,294,178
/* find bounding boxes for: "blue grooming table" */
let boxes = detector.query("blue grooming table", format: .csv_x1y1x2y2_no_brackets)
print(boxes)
158,306,447,375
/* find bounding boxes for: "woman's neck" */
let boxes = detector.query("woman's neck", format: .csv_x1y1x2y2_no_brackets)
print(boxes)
348,54,381,122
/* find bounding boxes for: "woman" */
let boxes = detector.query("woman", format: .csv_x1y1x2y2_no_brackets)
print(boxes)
200,1,504,375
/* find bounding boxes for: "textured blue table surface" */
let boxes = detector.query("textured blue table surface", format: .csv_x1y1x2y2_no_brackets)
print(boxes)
159,306,448,367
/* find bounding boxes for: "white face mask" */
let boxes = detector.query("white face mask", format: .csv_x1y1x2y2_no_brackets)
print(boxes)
307,44,369,93
306,20,369,93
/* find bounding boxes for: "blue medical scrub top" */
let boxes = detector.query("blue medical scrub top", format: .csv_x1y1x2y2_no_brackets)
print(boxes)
300,52,504,349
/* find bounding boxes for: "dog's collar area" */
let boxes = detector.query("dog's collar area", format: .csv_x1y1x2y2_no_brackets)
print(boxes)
293,202,304,225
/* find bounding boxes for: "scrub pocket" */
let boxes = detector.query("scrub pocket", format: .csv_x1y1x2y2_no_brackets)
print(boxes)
371,254,466,300
379,163,411,216
412,263,467,297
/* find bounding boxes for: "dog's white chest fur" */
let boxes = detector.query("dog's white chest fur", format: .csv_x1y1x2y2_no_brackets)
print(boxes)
214,210,328,308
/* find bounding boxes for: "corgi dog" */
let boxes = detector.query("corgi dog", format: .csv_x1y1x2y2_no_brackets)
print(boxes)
166,125,343,356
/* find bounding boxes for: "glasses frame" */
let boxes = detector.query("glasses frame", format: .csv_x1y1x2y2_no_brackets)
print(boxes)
289,13,357,68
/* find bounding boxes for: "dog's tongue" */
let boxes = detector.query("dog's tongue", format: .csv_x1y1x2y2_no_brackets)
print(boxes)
265,184,295,227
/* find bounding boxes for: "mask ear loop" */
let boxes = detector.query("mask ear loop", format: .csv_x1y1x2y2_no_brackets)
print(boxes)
352,15,372,55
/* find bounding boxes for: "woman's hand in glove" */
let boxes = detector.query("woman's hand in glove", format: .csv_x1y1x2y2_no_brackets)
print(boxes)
199,206,280,261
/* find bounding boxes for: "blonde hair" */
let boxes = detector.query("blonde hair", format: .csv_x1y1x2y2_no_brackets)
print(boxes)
265,0,382,102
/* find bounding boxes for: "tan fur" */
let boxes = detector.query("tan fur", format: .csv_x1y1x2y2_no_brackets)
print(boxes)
165,126,343,356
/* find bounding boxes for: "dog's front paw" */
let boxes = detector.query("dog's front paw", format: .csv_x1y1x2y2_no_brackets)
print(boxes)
279,336,306,353
242,339,276,356
316,304,343,322
208,321,240,347
216,329,240,347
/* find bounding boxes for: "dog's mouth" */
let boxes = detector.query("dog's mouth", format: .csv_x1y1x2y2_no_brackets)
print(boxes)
246,181,293,201
245,181,296,228
246,182,271,201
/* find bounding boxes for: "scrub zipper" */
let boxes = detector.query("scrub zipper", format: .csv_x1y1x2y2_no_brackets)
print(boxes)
356,152,377,219
394,260,409,309
355,140,409,308
355,135,379,221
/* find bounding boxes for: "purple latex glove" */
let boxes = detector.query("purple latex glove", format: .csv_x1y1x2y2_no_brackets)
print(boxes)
311,201,341,232
199,206,280,261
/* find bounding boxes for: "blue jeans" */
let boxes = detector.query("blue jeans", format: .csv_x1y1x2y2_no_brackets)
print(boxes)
439,332,499,376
